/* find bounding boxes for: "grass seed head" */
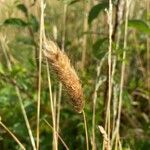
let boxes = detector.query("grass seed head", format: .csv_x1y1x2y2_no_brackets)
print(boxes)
43,39,84,113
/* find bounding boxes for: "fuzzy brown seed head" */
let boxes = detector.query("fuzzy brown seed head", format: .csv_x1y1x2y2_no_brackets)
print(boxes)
43,39,84,113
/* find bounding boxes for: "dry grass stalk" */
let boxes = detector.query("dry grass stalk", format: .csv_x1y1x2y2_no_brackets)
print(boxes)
98,126,110,150
0,117,26,150
43,39,84,113
44,119,69,150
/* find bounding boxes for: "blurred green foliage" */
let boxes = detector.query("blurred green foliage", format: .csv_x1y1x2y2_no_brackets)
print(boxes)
0,0,150,150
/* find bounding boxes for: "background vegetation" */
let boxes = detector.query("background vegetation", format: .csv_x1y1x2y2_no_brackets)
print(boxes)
0,0,150,149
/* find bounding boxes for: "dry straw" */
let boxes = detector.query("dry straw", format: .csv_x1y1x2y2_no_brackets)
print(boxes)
98,126,110,150
42,39,84,113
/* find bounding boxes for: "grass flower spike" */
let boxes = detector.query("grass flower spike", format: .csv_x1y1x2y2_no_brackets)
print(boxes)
43,39,84,113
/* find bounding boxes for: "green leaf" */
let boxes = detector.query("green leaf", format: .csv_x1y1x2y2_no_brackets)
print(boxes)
88,2,108,24
28,14,39,32
92,38,108,59
10,64,26,78
128,20,150,34
4,18,28,27
69,0,81,5
93,38,107,50
16,4,28,15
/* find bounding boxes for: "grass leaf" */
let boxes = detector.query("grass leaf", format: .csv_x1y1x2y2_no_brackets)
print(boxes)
4,18,28,27
128,19,150,34
88,2,108,25
16,4,28,15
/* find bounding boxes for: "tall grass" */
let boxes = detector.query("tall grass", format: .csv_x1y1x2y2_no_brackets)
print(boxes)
114,0,130,149
0,0,149,149
36,0,44,149
104,0,113,148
